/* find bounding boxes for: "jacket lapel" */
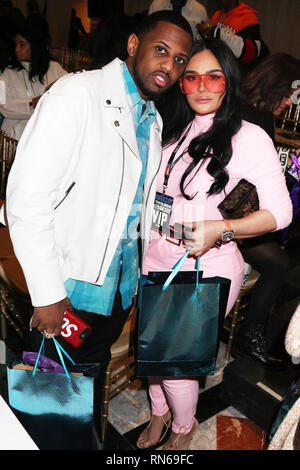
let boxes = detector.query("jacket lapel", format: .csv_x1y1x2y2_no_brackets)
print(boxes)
101,58,140,159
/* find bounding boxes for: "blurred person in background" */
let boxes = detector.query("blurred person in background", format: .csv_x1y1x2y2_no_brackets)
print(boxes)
199,0,269,74
148,0,208,39
0,16,67,140
234,53,300,368
68,8,87,50
89,14,139,69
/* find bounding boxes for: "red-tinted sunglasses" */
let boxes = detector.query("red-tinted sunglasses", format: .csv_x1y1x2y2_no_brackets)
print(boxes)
180,72,226,94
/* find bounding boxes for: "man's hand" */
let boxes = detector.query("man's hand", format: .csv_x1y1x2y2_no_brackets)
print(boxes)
30,297,73,337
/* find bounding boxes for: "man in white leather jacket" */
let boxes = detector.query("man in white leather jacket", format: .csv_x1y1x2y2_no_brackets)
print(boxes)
5,11,193,366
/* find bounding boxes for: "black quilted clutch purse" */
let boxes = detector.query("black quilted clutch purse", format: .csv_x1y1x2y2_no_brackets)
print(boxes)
217,179,259,219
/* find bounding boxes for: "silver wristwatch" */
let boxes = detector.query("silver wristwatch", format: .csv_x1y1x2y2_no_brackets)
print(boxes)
221,219,235,242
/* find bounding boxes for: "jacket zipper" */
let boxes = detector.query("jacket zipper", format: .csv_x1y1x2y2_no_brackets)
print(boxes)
143,152,162,240
54,182,76,210
95,140,125,283
145,159,161,212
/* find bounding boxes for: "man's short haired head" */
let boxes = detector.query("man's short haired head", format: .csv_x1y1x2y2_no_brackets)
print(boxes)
136,10,193,41
126,12,193,101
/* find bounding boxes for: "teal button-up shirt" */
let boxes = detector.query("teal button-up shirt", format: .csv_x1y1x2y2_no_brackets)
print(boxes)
64,63,156,315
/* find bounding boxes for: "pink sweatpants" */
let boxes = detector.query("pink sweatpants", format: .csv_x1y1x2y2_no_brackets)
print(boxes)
148,377,199,434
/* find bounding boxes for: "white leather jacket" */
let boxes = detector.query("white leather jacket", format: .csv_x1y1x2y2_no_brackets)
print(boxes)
6,59,163,307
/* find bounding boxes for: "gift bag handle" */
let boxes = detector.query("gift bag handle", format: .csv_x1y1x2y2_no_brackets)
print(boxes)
33,334,76,380
162,251,200,291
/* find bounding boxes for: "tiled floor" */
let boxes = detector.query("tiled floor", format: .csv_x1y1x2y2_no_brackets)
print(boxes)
106,242,300,452
106,343,270,451
216,415,268,451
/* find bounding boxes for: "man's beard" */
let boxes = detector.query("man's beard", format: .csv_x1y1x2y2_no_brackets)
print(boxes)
132,59,167,101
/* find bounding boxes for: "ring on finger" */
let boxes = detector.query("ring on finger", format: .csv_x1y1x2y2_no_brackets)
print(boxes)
43,330,55,339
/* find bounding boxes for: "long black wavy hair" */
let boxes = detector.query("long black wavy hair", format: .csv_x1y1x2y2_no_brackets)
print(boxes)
9,15,51,83
160,38,242,199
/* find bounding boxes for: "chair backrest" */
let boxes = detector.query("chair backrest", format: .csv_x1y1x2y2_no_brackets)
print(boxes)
275,102,300,147
49,47,93,73
275,102,300,152
280,102,300,135
0,130,18,200
0,275,31,342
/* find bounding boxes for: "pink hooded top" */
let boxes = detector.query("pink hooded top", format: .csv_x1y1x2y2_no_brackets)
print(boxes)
143,113,293,313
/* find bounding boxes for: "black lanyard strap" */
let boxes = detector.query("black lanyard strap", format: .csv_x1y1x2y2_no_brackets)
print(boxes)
163,123,192,193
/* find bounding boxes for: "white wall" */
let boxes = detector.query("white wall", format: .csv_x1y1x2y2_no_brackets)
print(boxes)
245,0,300,57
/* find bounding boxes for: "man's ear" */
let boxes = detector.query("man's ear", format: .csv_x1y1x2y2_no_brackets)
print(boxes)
127,33,139,57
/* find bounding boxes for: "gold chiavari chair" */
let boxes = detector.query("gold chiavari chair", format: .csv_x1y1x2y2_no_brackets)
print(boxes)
74,52,93,72
281,102,300,134
101,305,137,442
275,102,300,149
0,130,18,200
0,227,31,344
0,130,5,201
0,278,29,342
49,47,93,73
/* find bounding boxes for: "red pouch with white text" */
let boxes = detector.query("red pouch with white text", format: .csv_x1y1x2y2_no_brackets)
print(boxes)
60,309,92,347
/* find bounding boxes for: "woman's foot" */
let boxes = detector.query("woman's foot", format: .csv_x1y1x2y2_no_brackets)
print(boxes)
136,410,172,449
162,419,198,450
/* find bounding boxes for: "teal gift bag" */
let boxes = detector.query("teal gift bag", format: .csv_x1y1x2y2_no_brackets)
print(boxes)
137,252,231,377
7,335,103,450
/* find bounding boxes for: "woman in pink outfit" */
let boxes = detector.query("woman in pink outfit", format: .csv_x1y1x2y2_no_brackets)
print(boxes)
137,38,293,450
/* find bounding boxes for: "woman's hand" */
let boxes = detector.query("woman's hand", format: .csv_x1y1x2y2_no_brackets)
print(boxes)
182,220,224,256
182,210,279,257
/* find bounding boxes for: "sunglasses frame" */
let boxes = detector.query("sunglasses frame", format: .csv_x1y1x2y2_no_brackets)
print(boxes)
180,72,226,95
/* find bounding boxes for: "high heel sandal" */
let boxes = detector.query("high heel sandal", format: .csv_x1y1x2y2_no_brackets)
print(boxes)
162,418,198,451
136,410,172,449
